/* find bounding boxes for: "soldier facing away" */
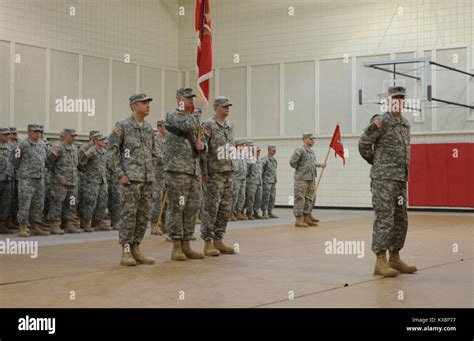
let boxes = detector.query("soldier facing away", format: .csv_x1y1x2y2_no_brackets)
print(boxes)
359,86,417,277
260,144,278,219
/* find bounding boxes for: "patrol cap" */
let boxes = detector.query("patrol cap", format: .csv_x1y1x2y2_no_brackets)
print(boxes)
302,133,316,140
268,144,277,150
256,146,261,152
62,128,77,136
157,120,164,126
214,96,232,107
38,124,44,132
9,127,17,134
89,130,100,139
27,124,42,131
388,86,406,97
129,93,153,104
92,132,106,140
370,114,381,124
0,127,10,135
176,88,196,98
235,139,244,146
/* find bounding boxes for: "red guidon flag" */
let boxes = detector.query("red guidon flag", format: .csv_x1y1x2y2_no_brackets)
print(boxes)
330,124,345,165
195,0,212,105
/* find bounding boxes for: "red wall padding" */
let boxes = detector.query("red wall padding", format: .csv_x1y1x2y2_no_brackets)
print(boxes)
409,143,474,208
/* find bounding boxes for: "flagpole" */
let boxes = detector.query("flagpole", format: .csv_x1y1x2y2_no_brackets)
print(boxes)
315,122,339,192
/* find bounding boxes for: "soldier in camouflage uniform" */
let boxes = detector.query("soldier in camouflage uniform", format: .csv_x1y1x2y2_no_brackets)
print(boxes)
11,124,49,237
78,131,99,223
0,128,15,234
260,144,278,219
150,120,167,235
78,132,110,233
164,88,206,261
200,96,236,256
358,86,417,277
230,140,247,221
6,127,19,230
38,125,52,229
244,145,263,220
47,128,80,235
107,93,156,266
289,133,326,228
107,154,121,230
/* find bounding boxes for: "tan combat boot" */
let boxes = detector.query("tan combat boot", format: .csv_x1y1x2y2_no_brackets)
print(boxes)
304,214,318,226
121,244,137,266
389,250,417,273
6,219,19,230
262,211,269,219
235,212,245,220
203,240,220,257
50,221,65,235
213,239,235,254
294,216,309,228
230,212,237,221
246,212,255,220
81,219,93,233
268,211,279,219
171,240,187,261
0,221,15,234
93,218,112,231
254,212,263,219
64,221,81,233
31,223,49,236
309,213,319,222
374,251,399,277
111,219,120,230
195,216,202,224
131,244,155,264
181,240,204,259
18,224,30,237
150,221,163,235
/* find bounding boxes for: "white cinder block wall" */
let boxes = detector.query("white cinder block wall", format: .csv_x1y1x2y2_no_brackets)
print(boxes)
177,0,474,208
0,0,181,133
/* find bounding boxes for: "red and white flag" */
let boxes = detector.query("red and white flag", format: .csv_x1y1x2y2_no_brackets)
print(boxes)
330,124,345,165
195,0,212,105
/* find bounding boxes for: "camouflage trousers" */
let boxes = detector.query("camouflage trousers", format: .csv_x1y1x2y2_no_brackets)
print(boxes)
108,177,122,222
48,182,77,222
150,175,165,223
0,180,12,221
201,172,233,241
118,181,153,246
231,178,246,212
43,172,51,217
293,179,315,217
261,182,276,213
165,172,201,241
7,180,18,222
245,182,262,214
17,178,45,225
81,181,108,221
371,179,408,254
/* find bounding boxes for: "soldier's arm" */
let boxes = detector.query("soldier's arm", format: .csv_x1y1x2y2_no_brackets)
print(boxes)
167,110,201,132
107,123,126,180
46,145,61,166
289,148,302,169
358,122,383,165
78,145,96,169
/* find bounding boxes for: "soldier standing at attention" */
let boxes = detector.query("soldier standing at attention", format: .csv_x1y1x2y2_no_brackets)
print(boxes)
0,128,14,234
12,124,49,237
260,144,278,219
47,128,80,235
6,127,19,231
150,119,167,235
289,133,325,228
230,140,247,221
108,93,156,266
201,96,236,256
359,86,417,277
78,132,110,233
164,88,206,261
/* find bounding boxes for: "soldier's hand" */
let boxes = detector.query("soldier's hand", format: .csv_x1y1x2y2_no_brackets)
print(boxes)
373,118,382,128
119,175,130,186
202,174,209,183
196,140,204,150
321,163,326,168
